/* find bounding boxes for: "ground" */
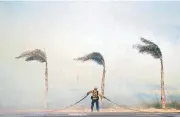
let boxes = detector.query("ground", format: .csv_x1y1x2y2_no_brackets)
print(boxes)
1,108,180,114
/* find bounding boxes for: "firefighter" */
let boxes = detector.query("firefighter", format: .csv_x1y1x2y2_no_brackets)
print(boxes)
87,87,103,112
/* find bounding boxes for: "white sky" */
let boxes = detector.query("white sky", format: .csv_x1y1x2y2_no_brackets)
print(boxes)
0,1,180,109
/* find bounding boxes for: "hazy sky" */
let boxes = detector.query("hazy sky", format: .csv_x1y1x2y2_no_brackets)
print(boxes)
0,1,180,109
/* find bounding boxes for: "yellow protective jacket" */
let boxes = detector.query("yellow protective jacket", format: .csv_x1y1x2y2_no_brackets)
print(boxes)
87,90,103,100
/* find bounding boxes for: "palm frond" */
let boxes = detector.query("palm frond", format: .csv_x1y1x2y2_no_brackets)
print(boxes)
16,49,47,63
74,52,105,66
140,37,155,45
15,50,33,59
133,37,162,59
134,44,162,59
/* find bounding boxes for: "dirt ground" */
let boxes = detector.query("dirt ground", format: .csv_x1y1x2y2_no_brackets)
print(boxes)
1,108,180,113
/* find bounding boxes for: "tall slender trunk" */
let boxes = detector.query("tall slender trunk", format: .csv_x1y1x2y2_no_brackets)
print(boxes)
160,58,166,109
101,66,106,101
44,61,48,108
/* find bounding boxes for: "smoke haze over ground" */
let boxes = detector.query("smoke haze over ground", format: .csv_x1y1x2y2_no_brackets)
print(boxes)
0,1,180,109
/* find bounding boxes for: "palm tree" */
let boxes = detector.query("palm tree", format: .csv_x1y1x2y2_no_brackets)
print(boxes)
74,52,106,101
133,37,166,109
16,49,48,108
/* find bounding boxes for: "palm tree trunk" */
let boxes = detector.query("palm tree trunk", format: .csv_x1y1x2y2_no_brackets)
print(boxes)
160,58,166,109
44,61,48,108
101,66,106,101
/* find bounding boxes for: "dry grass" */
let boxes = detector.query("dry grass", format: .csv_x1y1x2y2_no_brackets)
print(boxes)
142,100,180,110
140,95,180,110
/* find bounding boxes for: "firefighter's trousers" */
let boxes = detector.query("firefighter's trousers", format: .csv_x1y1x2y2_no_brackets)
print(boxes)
91,99,99,112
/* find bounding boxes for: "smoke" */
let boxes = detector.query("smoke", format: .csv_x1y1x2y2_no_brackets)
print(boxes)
0,1,180,109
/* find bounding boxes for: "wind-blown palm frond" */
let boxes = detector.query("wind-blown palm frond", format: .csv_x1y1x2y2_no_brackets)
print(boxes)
133,38,162,59
16,49,47,63
15,50,32,59
140,37,155,45
134,44,162,59
74,52,105,66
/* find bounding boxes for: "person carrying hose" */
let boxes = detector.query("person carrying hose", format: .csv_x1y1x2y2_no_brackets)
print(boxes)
87,86,103,112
